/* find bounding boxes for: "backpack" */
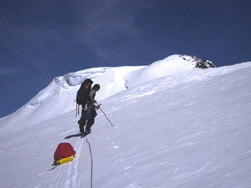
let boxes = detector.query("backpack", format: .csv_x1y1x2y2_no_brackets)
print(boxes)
76,79,93,105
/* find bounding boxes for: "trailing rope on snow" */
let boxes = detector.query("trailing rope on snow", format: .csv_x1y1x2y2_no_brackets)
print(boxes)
85,136,93,188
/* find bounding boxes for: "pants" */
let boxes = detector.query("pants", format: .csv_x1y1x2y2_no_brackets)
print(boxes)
78,104,97,133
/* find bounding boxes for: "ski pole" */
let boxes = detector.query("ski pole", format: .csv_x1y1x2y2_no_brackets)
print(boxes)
96,104,114,127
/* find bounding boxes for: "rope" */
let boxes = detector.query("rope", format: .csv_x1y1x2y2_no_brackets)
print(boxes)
85,136,93,188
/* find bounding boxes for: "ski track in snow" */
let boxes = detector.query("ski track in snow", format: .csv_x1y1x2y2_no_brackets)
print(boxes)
49,136,86,188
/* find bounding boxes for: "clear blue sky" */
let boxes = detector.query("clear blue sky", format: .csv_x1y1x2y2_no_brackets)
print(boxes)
1,0,251,118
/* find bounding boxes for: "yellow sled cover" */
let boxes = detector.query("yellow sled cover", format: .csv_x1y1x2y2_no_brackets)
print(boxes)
57,155,74,165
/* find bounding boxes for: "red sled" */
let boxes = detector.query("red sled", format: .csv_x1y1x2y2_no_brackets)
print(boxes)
53,143,76,165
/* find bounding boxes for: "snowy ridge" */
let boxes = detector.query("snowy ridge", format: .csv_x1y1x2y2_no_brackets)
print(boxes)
0,54,214,132
1,56,251,188
125,54,215,88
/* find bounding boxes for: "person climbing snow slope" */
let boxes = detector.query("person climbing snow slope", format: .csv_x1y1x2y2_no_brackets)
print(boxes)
78,84,100,135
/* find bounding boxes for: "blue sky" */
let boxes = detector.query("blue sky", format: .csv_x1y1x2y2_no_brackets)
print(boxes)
0,0,251,118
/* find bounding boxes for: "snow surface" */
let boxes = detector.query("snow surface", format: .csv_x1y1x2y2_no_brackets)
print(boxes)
0,55,251,188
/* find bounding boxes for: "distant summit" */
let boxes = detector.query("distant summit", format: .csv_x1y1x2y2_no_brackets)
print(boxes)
179,54,216,69
125,54,216,88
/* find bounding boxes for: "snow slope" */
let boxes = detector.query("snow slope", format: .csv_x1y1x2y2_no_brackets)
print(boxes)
0,54,211,134
0,56,251,188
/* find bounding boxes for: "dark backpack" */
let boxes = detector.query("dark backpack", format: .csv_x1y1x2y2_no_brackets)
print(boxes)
76,79,93,105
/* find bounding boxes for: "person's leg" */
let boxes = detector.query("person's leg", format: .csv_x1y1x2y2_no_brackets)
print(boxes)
86,117,94,133
78,108,86,133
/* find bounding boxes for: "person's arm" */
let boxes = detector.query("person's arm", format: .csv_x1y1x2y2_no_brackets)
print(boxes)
89,90,96,103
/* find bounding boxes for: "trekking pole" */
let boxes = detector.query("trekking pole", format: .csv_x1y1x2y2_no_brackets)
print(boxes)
97,104,114,127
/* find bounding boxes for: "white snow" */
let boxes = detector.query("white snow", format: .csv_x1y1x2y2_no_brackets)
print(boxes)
0,55,251,188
